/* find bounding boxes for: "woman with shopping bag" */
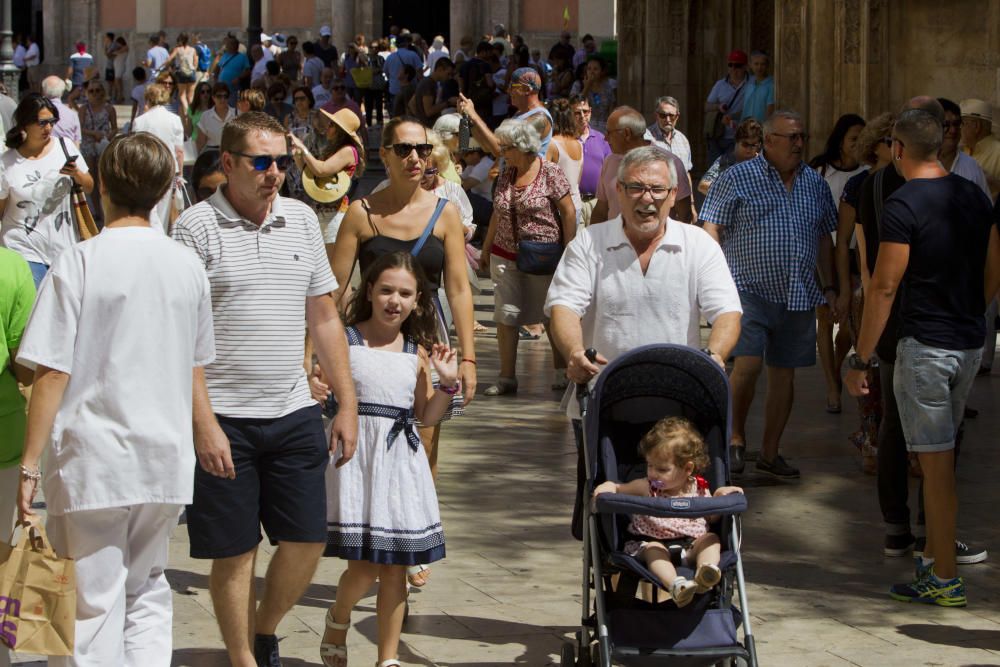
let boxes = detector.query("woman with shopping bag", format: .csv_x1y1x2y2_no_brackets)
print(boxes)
14,132,215,667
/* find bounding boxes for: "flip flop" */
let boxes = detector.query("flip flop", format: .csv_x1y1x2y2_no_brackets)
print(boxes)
407,564,430,587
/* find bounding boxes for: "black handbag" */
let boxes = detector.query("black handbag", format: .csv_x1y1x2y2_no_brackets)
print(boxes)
510,169,563,275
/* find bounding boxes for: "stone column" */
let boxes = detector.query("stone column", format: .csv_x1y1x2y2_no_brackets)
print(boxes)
332,0,354,52
450,0,478,48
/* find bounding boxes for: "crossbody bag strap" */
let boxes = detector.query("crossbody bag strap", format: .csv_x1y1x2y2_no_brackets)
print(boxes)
873,168,885,231
411,197,447,257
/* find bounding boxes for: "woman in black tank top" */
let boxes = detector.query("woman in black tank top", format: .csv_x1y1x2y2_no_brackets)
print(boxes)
330,117,478,477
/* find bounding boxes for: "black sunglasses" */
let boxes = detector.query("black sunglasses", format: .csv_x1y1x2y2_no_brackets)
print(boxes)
231,151,293,171
293,95,308,101
36,118,57,128
213,93,229,99
386,143,433,159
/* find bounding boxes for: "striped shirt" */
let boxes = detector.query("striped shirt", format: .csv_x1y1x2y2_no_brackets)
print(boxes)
172,188,337,418
699,152,837,310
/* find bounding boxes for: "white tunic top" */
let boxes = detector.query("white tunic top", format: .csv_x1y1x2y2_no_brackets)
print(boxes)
17,227,215,514
544,217,742,418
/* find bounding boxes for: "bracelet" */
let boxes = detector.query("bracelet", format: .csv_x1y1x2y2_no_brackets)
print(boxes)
19,465,41,481
438,382,460,395
460,358,477,365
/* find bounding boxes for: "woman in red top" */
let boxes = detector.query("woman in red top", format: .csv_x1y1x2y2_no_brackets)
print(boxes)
480,118,577,395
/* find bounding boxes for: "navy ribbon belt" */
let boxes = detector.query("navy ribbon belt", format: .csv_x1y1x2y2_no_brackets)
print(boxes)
358,402,421,451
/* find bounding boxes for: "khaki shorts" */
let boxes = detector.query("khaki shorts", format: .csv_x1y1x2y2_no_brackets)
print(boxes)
490,254,553,327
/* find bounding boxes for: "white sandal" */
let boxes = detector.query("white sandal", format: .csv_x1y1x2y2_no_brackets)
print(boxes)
377,660,402,667
320,607,349,667
406,564,430,587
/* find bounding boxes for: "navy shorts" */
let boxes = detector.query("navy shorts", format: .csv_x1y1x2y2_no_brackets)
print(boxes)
187,404,329,559
732,291,817,367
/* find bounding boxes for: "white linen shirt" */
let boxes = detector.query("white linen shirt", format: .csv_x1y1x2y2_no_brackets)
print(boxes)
544,217,741,417
16,227,215,514
171,188,338,419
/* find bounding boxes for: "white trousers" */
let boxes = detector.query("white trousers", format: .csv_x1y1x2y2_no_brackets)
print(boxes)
45,503,182,667
0,466,17,667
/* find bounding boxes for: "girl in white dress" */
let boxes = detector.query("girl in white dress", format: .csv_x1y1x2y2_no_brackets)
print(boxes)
321,251,458,667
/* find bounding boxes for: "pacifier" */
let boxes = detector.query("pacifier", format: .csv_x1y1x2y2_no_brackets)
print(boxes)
649,479,667,491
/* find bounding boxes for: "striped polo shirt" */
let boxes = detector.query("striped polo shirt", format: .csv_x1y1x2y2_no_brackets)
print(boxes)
172,188,338,419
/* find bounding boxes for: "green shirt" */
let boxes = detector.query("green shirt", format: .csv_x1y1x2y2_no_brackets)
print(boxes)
0,248,36,468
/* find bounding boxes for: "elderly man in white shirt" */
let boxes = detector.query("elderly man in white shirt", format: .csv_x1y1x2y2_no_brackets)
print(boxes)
546,145,742,533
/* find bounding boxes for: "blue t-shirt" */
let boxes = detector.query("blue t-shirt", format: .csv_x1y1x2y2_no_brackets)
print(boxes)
384,48,424,96
880,174,993,350
740,76,774,122
218,51,250,91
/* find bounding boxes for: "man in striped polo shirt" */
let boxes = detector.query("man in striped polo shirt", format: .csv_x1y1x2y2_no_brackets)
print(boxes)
172,112,358,667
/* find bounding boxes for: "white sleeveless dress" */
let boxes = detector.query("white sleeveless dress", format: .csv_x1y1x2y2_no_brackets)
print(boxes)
324,326,445,565
553,138,583,225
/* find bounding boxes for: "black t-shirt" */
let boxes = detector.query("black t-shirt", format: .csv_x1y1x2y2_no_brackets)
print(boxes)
316,44,339,68
857,165,905,361
880,173,993,350
413,77,439,123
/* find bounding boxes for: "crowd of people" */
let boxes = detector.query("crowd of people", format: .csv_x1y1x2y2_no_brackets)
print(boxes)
0,22,999,667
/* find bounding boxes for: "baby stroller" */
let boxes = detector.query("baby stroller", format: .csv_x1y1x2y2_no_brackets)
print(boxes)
561,344,758,667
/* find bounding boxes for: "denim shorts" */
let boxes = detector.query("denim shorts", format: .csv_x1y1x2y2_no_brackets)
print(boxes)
893,336,981,453
731,291,816,367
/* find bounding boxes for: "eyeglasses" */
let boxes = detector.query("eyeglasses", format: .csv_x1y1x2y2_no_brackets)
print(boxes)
36,118,57,128
510,82,533,93
200,89,212,95
213,93,229,99
386,142,433,159
293,95,308,102
943,120,963,130
772,132,808,143
331,85,346,91
619,182,673,199
573,109,591,116
230,151,293,171
727,63,745,68
656,111,679,120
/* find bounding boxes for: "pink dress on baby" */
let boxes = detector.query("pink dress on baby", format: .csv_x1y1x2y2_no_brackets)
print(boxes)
624,476,711,556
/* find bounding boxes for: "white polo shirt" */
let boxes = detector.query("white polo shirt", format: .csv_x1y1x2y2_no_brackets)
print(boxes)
17,227,215,514
544,217,742,417
172,188,338,419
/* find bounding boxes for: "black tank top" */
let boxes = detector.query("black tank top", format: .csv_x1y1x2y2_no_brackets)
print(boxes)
358,198,447,290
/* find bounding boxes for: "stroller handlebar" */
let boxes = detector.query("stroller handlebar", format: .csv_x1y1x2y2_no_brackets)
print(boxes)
594,492,747,519
575,348,599,400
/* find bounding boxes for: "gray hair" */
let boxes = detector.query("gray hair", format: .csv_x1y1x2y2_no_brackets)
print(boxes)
654,96,680,111
750,50,769,61
496,118,541,155
616,145,678,189
894,108,943,160
41,75,67,99
763,110,803,135
616,108,647,137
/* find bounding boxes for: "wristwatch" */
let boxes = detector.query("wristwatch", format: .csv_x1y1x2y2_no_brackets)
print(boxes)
701,347,721,361
847,352,878,371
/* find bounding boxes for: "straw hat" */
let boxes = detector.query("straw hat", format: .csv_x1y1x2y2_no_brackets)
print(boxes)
302,108,365,203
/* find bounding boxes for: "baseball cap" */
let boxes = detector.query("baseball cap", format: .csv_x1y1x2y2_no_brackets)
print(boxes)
320,25,332,37
511,67,542,92
960,98,993,123
727,49,748,65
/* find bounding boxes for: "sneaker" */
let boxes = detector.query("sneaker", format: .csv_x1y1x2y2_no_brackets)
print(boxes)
755,454,800,479
914,538,988,565
884,533,916,557
729,445,745,474
670,576,698,608
889,571,967,607
254,633,281,667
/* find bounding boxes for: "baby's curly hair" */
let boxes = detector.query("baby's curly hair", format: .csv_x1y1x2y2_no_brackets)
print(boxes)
639,416,710,472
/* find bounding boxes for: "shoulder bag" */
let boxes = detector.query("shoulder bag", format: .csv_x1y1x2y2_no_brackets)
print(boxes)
58,138,99,240
704,80,745,141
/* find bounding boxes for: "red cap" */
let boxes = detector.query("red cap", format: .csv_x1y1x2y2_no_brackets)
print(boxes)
727,49,748,65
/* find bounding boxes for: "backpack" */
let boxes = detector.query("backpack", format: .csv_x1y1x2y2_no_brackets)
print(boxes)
195,43,211,72
370,54,388,92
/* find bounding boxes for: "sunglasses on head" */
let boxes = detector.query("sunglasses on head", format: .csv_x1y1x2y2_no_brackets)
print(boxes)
36,118,57,128
231,151,293,171
386,143,433,159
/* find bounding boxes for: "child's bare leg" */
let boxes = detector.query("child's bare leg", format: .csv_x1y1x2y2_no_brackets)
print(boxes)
375,565,408,662
688,534,722,591
639,543,678,589
322,561,380,649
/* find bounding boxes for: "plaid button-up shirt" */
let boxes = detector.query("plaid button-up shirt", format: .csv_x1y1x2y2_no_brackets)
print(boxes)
700,152,837,310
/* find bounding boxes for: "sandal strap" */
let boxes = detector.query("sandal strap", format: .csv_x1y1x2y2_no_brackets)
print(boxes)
321,644,348,657
325,607,350,631
377,661,402,667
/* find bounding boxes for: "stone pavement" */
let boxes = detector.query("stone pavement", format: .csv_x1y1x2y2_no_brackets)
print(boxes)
11,333,1000,667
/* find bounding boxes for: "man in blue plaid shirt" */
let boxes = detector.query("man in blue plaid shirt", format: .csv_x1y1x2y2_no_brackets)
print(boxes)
700,110,837,480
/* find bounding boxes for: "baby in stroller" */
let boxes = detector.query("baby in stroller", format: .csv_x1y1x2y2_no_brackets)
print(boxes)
593,416,744,607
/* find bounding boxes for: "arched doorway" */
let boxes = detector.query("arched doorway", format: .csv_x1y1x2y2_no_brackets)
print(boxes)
382,0,450,43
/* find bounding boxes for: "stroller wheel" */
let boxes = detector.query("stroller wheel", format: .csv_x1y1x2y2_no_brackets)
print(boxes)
560,641,575,667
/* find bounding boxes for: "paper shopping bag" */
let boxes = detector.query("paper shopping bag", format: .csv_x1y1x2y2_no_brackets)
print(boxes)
0,521,76,655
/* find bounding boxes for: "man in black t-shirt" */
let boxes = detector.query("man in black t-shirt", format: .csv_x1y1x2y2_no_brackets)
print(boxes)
847,109,998,608
458,41,496,124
